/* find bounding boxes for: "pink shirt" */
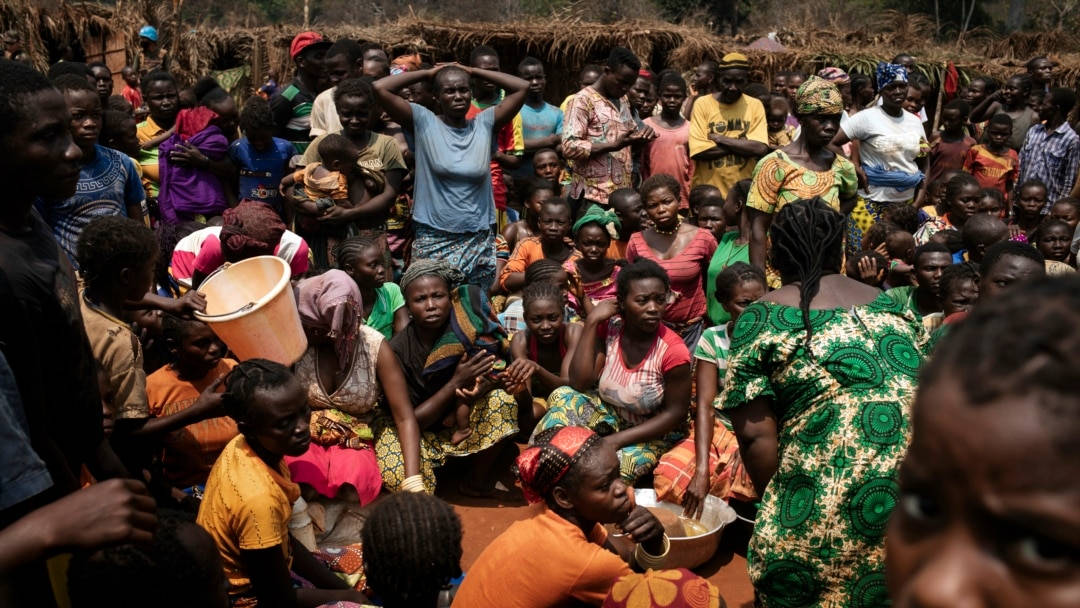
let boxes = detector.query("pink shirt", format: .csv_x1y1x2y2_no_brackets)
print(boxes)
625,228,717,323
597,318,691,425
170,226,310,286
641,117,693,208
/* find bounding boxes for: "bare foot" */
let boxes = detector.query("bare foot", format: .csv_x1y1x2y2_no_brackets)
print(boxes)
450,427,473,445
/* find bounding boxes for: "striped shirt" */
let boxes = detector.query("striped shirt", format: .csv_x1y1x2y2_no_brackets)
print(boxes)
626,228,718,323
269,78,316,154
1019,121,1080,211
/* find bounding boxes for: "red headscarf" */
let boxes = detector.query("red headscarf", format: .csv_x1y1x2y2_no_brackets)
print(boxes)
515,426,603,504
219,200,287,263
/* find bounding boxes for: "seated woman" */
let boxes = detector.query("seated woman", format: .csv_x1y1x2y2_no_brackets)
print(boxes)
452,426,671,608
196,359,368,608
534,259,692,484
170,200,309,289
566,205,622,318
653,263,764,516
335,233,409,339
381,259,523,496
145,315,239,495
285,269,422,505
507,281,582,423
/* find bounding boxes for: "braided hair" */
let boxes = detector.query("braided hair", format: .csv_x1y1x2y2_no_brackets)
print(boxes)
221,359,293,422
524,258,566,286
334,231,385,272
768,197,845,348
361,492,463,608
714,262,766,306
522,280,564,314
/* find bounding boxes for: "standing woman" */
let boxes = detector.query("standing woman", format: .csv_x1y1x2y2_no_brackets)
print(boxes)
832,63,928,252
374,64,528,291
626,174,717,350
721,198,925,607
747,76,858,271
969,74,1037,151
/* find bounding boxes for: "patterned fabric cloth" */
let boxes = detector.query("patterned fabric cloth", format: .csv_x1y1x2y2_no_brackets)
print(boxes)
270,77,318,153
720,293,925,608
562,85,638,204
847,196,911,254
412,223,496,291
312,544,367,592
603,568,723,608
653,418,756,505
816,67,850,85
705,231,750,325
794,76,844,115
962,144,1019,199
565,258,620,315
912,214,955,246
747,150,858,215
874,62,908,91
1018,120,1080,210
769,125,796,149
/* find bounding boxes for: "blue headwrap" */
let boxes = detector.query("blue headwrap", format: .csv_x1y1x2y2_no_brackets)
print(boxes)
875,62,908,91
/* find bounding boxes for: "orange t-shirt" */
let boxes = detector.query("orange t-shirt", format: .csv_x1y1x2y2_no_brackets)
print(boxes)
499,236,581,291
146,358,239,487
451,506,632,608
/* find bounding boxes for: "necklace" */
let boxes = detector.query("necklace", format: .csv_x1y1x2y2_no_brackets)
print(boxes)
653,217,682,236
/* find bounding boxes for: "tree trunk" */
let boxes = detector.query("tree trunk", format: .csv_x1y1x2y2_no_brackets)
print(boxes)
1006,0,1025,32
304,0,310,28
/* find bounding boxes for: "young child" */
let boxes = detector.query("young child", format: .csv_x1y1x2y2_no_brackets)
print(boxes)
976,187,1006,218
702,179,751,324
962,113,1019,201
886,276,1079,608
1033,218,1074,272
146,315,239,494
884,228,917,286
927,99,976,185
282,134,368,213
498,259,577,335
100,108,143,160
960,214,1009,263
915,173,982,245
654,262,764,513
506,281,583,419
688,184,726,234
196,359,367,607
846,250,890,287
532,147,567,195
608,188,646,259
120,65,143,112
499,198,577,293
937,262,979,317
1012,178,1048,236
903,85,924,116
503,178,556,254
566,206,621,317
453,426,670,607
335,233,408,339
229,96,293,210
642,71,692,208
764,94,796,149
1049,197,1080,258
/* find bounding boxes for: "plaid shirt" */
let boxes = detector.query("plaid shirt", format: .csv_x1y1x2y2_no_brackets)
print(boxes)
1019,120,1080,211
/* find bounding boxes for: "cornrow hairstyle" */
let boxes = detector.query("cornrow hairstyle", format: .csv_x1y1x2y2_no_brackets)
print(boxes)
522,280,564,314
921,275,1080,454
140,69,175,94
980,240,1045,278
638,173,680,202
616,258,670,302
221,359,294,422
52,73,96,95
76,216,158,288
882,203,921,235
945,173,980,207
333,77,375,106
524,258,565,286
714,262,766,305
469,45,498,66
938,262,979,301
361,492,462,608
335,231,385,272
239,95,275,134
768,197,846,348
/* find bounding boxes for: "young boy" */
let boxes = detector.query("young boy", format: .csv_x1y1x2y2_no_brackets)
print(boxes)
532,147,568,195
100,108,143,159
1012,178,1049,235
764,94,796,149
499,198,578,292
642,71,693,208
502,178,557,254
927,99,976,185
962,113,1018,201
902,84,924,117
229,96,294,210
120,65,142,111
885,242,952,331
608,187,646,259
516,57,563,178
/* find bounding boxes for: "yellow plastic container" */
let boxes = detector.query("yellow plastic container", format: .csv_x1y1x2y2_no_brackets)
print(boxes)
194,256,307,365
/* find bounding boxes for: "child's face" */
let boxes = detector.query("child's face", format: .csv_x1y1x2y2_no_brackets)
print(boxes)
929,182,947,208
940,108,965,133
977,194,1004,218
1050,203,1080,232
524,297,563,345
533,152,561,183
1037,224,1072,261
526,188,555,217
1017,186,1048,218
246,127,274,151
903,87,923,114
242,379,311,458
555,442,632,524
766,101,788,133
344,245,386,289
886,376,1080,607
941,278,978,316
721,279,765,323
575,223,611,264
950,184,982,225
887,231,916,263
548,271,572,308
538,204,571,244
694,204,726,239
174,323,225,378
722,188,744,225
629,78,654,113
771,74,786,95
612,193,646,234
64,89,102,153
962,79,986,105
658,84,685,115
986,122,1012,148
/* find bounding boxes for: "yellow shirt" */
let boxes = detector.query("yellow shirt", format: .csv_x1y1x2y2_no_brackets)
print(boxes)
197,435,301,606
135,116,166,196
689,93,768,196
80,295,148,421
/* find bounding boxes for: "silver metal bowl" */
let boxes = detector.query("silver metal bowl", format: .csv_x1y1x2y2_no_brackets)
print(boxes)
608,489,738,570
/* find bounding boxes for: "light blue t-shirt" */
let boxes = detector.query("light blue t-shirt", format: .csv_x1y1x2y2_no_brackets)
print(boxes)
514,102,564,177
409,102,496,233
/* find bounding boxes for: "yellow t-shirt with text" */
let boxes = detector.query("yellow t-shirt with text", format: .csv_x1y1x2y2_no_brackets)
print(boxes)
689,93,767,196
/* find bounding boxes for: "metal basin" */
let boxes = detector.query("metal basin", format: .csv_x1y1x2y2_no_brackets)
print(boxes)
608,489,738,570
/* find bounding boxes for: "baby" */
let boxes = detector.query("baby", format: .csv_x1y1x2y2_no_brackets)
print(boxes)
282,134,382,213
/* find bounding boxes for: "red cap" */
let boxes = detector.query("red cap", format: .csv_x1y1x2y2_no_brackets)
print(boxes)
289,31,330,59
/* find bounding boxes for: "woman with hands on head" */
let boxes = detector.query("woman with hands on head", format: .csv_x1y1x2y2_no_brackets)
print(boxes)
373,63,529,290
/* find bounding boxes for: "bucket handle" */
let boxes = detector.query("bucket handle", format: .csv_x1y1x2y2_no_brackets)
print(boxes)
195,301,257,319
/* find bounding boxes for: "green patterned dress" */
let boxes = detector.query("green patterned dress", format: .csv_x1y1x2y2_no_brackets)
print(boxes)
720,293,925,608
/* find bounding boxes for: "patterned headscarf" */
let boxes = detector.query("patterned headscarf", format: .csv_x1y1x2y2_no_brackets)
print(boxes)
716,52,749,71
515,426,603,504
220,200,287,262
817,67,850,85
603,569,723,608
875,62,908,91
296,269,362,373
794,76,845,116
572,205,621,237
400,258,466,292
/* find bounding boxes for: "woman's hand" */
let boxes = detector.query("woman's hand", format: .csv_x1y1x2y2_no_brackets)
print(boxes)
450,352,496,390
168,142,208,168
316,205,355,224
619,505,665,554
683,470,710,519
586,299,618,325
504,358,538,388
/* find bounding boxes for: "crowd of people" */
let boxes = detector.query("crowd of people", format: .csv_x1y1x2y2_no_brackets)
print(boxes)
0,23,1077,608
